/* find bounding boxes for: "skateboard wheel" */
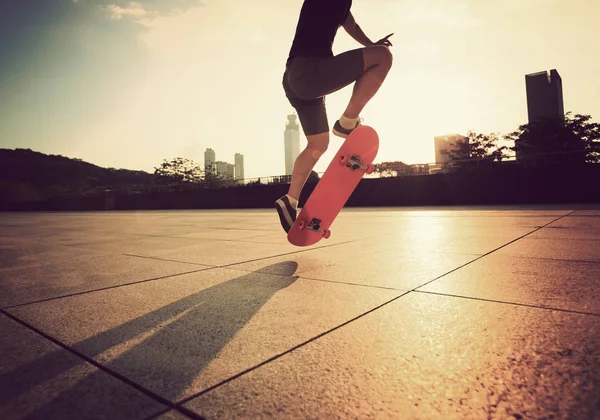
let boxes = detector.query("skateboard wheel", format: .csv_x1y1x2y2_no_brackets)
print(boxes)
340,155,349,165
323,230,331,239
299,220,306,230
366,164,374,174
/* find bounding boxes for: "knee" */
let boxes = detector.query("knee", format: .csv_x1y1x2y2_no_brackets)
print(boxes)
308,140,328,159
371,45,393,69
362,45,393,73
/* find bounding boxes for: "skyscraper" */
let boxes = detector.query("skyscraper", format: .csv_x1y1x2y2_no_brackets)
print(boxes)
434,134,469,165
204,148,216,173
518,69,565,161
525,69,564,124
284,114,301,176
234,153,244,180
215,161,235,178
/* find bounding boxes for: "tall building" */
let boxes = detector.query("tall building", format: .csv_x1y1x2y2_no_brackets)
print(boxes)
215,161,235,178
525,69,564,124
284,114,301,176
434,134,469,165
234,153,244,180
204,148,216,172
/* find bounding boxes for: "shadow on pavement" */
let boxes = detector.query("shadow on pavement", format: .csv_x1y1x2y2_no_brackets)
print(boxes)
1,261,299,419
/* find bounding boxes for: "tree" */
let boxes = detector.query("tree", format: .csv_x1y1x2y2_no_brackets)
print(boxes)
505,112,600,166
570,114,600,163
373,161,409,177
154,158,204,183
442,131,508,171
203,163,239,187
204,163,218,183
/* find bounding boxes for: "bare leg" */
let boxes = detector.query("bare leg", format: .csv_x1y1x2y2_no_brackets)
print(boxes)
343,46,393,119
287,132,329,201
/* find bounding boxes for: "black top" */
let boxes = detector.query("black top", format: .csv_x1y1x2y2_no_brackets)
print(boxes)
288,0,352,60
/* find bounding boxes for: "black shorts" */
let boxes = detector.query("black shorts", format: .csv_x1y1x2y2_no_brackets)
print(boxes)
282,48,365,136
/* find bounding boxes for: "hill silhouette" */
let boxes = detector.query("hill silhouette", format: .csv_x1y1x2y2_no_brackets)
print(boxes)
0,148,156,202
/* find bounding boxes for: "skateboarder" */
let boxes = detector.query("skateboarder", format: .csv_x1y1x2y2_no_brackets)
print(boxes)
275,0,393,232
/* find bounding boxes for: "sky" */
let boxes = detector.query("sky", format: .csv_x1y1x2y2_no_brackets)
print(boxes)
0,0,599,179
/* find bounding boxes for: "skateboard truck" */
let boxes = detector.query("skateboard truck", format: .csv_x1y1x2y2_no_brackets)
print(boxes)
298,218,331,239
339,154,374,174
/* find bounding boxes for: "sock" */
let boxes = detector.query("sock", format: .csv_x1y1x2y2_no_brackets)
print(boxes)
339,114,359,130
286,194,298,209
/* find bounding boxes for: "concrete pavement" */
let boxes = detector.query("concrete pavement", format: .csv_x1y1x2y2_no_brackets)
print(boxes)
1,206,599,419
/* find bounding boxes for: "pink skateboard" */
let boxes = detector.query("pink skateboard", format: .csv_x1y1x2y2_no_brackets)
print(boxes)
287,125,379,246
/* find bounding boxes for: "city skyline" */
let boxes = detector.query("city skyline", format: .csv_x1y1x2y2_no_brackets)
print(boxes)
1,0,599,180
203,148,244,180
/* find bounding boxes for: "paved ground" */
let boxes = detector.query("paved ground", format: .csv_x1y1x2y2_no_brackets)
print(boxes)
1,206,599,420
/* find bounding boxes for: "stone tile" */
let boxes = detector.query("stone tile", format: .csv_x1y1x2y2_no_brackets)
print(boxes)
423,215,558,229
0,314,167,419
212,232,290,245
154,409,194,419
529,228,600,241
7,263,399,402
232,229,378,246
183,293,600,420
0,226,66,239
69,236,210,255
0,239,102,270
497,237,600,262
229,243,477,290
363,231,530,255
420,253,600,314
0,253,208,308
175,229,279,241
127,239,321,265
33,231,145,247
572,210,600,216
529,215,600,240
547,215,600,227
338,206,573,218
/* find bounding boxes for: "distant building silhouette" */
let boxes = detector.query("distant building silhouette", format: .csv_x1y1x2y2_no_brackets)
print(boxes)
204,148,216,173
215,161,235,178
525,69,564,124
234,153,244,180
518,69,566,161
284,114,300,176
434,134,469,165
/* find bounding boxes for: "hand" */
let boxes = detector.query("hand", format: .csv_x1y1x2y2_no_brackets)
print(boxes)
373,33,393,47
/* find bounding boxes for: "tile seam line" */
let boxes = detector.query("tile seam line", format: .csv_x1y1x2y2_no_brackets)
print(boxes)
60,232,280,247
1,237,360,310
174,210,582,402
218,266,403,291
1,209,583,412
1,238,360,310
174,290,413,406
2,266,212,310
415,290,600,317
118,239,358,269
412,209,579,292
212,239,361,268
0,308,206,420
511,255,600,265
215,235,390,270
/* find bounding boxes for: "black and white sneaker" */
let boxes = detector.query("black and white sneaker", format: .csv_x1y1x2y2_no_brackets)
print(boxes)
332,118,361,138
274,195,297,233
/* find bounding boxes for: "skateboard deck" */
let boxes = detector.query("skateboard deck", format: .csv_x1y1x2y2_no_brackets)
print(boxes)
287,125,379,246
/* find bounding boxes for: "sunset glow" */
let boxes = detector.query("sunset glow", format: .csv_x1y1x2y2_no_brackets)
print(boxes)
1,0,598,178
